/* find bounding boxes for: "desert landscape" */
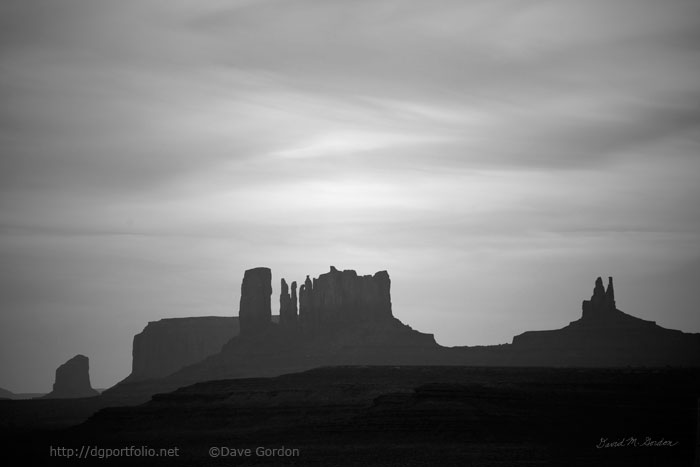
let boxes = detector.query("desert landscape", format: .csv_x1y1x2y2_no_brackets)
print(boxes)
2,267,700,465
2,1,700,466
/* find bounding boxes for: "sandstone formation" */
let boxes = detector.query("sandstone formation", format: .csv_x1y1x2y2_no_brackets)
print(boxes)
279,279,298,329
297,266,393,334
164,266,436,380
581,276,616,320
299,275,314,332
125,315,282,383
239,267,272,336
0,387,14,399
280,278,290,321
314,266,392,320
103,270,700,405
291,281,298,322
128,317,238,382
103,266,438,403
44,354,99,399
511,276,700,366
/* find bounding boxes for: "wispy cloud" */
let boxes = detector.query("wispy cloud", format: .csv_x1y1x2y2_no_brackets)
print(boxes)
1,0,699,391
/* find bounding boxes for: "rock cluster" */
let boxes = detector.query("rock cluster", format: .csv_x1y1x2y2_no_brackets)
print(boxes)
238,266,395,336
105,271,700,404
279,279,298,329
299,275,314,331
45,354,99,399
288,266,393,334
581,276,616,320
508,275,700,367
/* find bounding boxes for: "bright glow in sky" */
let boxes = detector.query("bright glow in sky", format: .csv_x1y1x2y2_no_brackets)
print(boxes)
1,0,700,392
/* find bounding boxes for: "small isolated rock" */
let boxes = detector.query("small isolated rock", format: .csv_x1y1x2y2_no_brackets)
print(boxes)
45,354,99,399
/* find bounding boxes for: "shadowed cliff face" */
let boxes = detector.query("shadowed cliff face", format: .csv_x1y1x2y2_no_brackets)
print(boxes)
126,315,282,383
313,267,392,322
239,267,272,336
128,317,239,382
44,355,98,399
294,266,393,335
279,279,298,330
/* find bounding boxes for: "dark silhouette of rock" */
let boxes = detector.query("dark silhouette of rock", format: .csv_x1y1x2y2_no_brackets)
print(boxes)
280,279,290,319
127,317,239,382
102,314,280,402
582,276,616,319
0,387,14,399
44,355,98,399
239,267,272,336
297,266,393,334
291,281,298,322
572,276,655,328
299,275,315,333
311,266,393,325
103,267,438,403
605,276,615,304
124,315,282,383
511,276,700,366
102,271,700,405
279,279,298,329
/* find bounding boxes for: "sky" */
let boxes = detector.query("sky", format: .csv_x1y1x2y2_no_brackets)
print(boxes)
1,0,699,392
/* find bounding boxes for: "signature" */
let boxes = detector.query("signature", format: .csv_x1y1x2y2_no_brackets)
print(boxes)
596,437,680,448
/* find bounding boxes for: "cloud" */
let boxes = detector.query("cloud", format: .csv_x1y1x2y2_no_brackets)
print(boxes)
1,0,700,390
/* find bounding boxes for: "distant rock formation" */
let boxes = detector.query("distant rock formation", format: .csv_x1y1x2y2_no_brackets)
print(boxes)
0,387,14,399
570,276,656,329
582,276,616,320
103,271,700,405
124,315,282,383
316,266,392,321
511,276,700,366
239,267,272,336
103,267,438,403
279,279,298,329
299,275,315,333
290,281,298,322
298,266,393,334
127,317,239,382
44,355,99,399
169,266,436,375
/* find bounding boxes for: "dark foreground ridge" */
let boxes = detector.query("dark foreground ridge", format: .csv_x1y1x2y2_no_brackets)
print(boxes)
9,366,700,466
101,269,700,404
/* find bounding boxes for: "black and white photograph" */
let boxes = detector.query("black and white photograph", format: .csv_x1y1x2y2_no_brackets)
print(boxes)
1,1,699,465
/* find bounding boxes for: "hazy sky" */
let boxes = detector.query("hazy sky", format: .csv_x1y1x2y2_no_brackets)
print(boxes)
1,0,699,392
